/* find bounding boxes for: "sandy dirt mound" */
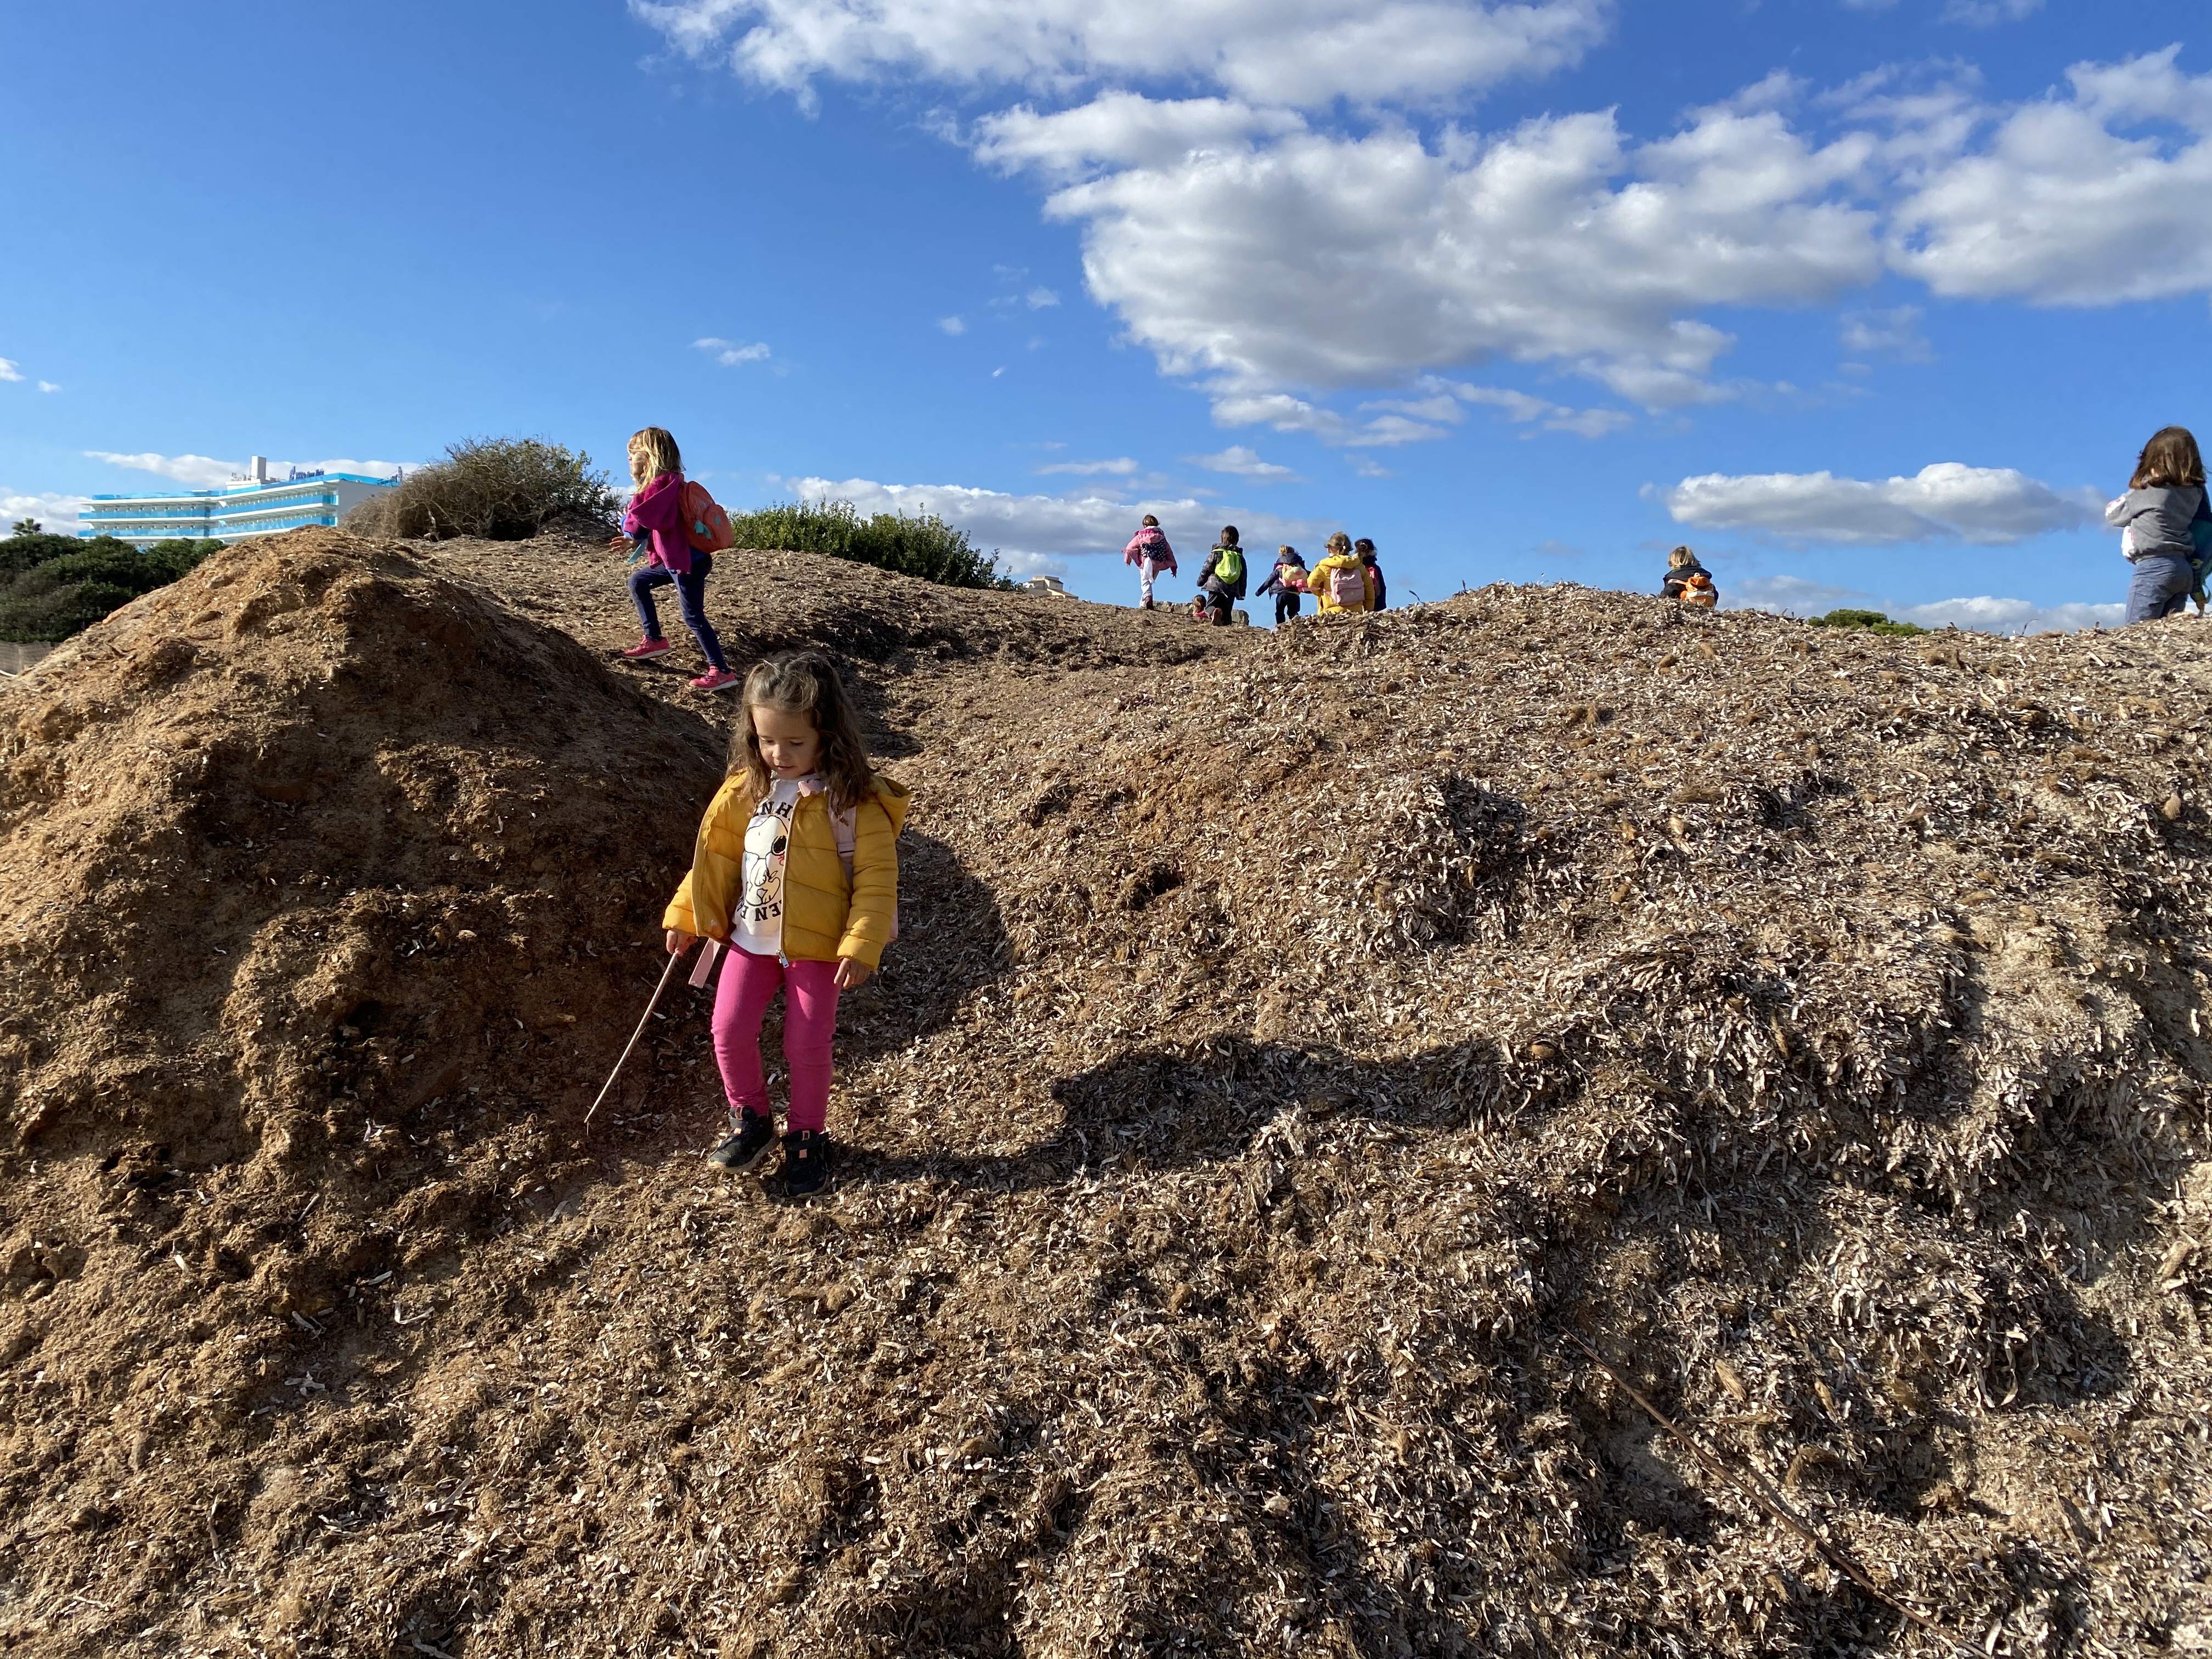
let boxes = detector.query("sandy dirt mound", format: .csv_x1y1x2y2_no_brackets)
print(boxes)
1,528,2209,1658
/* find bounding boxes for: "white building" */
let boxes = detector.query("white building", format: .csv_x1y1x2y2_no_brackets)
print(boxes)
79,457,397,547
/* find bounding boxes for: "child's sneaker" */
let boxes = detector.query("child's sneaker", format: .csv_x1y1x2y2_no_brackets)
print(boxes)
707,1108,776,1171
781,1130,830,1198
622,637,673,659
690,667,740,692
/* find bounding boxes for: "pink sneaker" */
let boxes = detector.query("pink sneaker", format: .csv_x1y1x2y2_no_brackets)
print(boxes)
690,667,740,692
622,637,673,659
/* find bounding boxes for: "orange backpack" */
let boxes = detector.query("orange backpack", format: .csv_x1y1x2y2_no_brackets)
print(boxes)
681,481,735,554
1680,572,1718,609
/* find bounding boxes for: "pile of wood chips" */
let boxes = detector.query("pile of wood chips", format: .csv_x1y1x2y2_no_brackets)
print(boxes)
0,529,2207,1658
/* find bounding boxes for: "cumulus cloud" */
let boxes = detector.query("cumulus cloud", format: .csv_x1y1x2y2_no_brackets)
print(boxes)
1888,47,2212,304
938,315,967,334
633,0,1611,109
1038,101,1878,404
639,0,2212,416
1732,573,2120,635
37,381,60,393
0,359,21,382
1024,286,1060,308
1896,594,2119,632
86,452,241,488
695,337,772,365
82,452,407,488
2,490,86,535
778,473,1323,563
1659,462,2100,546
1189,445,1302,480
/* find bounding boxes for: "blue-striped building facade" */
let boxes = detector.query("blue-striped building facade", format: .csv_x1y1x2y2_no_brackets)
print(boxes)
80,465,397,548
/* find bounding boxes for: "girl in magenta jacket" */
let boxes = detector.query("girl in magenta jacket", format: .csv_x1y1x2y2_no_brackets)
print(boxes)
607,426,737,691
1122,515,1176,610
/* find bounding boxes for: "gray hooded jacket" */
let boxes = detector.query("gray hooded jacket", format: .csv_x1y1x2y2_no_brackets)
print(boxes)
2106,484,2205,561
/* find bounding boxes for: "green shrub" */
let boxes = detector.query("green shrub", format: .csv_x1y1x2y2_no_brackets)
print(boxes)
0,533,221,642
344,437,619,541
1807,607,1927,637
0,531,91,578
726,499,1011,589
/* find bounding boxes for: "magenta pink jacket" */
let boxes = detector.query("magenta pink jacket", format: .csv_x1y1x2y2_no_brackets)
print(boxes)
1122,526,1175,574
623,472,694,575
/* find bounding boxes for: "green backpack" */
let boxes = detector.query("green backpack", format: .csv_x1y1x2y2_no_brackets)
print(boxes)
1214,544,1244,584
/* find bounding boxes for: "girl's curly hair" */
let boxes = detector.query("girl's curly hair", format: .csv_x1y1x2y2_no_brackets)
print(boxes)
730,651,874,811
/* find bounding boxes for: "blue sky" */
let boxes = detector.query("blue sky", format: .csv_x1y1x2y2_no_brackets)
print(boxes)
3,0,2207,629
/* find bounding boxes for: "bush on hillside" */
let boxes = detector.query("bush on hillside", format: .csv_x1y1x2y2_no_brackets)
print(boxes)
726,498,1011,589
343,438,618,541
0,532,221,642
1807,607,1928,637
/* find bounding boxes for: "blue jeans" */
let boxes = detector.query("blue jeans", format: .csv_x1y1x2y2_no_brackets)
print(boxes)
2125,553,2192,624
629,552,729,670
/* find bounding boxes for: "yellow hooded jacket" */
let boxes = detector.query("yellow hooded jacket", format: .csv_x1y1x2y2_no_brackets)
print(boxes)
664,775,910,967
1308,552,1375,613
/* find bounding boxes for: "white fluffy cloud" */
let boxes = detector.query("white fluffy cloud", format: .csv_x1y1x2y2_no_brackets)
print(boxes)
778,473,1323,564
3,491,85,535
639,0,2212,418
84,452,409,488
1660,462,2098,546
0,359,22,382
1189,445,1301,480
634,0,1610,109
1031,101,1878,405
1887,48,2212,304
86,451,240,487
1732,573,2121,635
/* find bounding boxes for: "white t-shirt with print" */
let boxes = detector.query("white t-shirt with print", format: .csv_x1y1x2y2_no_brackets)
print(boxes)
732,777,812,957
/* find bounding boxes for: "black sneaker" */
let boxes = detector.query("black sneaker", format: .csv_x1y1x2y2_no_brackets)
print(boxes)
781,1130,830,1198
708,1109,776,1171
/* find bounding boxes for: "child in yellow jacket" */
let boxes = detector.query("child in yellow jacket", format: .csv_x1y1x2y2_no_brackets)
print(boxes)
665,651,907,1195
1308,532,1374,613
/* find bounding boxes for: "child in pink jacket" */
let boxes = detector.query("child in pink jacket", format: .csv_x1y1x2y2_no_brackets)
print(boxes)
607,426,737,692
1122,515,1176,610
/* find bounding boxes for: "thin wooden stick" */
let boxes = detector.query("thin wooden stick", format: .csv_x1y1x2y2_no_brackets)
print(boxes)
582,950,685,1132
1561,1331,1966,1649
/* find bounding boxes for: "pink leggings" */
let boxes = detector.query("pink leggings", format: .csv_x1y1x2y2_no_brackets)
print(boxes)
712,951,841,1133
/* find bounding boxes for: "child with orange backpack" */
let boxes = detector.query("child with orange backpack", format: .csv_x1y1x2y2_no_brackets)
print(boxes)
1661,545,1718,610
608,426,739,691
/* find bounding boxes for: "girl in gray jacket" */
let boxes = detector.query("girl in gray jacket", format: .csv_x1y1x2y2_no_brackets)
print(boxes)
2108,426,2208,624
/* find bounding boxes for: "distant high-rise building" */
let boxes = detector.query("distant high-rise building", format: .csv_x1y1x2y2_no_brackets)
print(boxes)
80,456,398,547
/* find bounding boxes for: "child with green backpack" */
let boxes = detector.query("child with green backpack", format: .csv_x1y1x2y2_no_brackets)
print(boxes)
1198,526,1249,627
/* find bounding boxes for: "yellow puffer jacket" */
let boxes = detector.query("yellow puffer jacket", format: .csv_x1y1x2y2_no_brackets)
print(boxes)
1308,552,1374,613
664,775,910,967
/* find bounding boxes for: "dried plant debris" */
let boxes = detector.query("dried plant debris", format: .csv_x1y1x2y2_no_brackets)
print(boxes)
1,528,2209,1657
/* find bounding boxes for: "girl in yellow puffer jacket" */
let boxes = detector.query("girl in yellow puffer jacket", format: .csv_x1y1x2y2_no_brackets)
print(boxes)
1308,532,1374,613
665,651,908,1196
